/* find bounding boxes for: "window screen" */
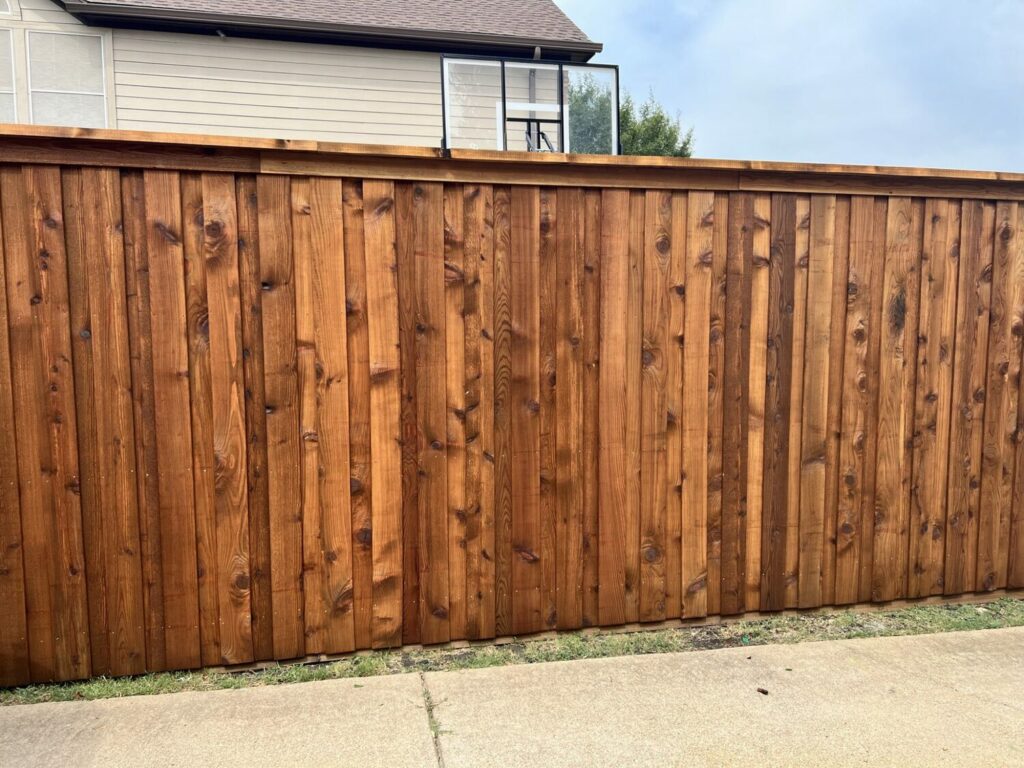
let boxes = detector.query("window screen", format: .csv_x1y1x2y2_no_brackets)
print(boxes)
0,30,13,122
28,31,106,127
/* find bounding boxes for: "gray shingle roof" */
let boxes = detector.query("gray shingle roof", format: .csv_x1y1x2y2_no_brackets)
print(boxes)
66,0,599,52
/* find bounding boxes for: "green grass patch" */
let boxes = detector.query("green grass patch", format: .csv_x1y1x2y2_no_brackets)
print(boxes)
4,597,1022,706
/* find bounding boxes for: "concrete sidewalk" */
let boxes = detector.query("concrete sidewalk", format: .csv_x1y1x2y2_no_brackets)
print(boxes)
1,628,1022,768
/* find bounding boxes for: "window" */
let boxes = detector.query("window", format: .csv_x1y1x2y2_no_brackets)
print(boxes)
28,31,106,128
0,1,10,14
0,30,13,122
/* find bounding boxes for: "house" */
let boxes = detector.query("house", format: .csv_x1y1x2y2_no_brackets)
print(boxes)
0,0,619,152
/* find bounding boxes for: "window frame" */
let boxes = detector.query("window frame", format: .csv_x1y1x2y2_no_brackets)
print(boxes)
0,28,14,122
26,29,108,128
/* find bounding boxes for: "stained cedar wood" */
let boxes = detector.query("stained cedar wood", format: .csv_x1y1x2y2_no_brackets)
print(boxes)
872,197,923,602
81,168,148,674
0,174,28,686
63,168,108,676
798,195,837,608
624,191,644,623
296,176,355,653
944,201,995,595
412,182,450,644
464,183,497,640
235,175,274,661
663,192,687,619
783,197,810,609
857,199,889,602
581,189,603,627
292,177,323,654
908,199,960,598
639,190,671,622
555,187,585,630
342,180,375,650
681,190,714,618
539,188,559,630
744,194,771,612
976,201,1021,591
721,192,752,616
760,193,797,612
598,189,629,626
510,185,542,635
363,179,403,648
492,186,513,636
835,197,878,604
202,173,254,664
1009,201,1024,589
444,184,467,638
707,194,729,615
821,196,851,606
143,169,201,670
181,173,220,667
395,181,420,645
256,174,304,659
122,171,169,670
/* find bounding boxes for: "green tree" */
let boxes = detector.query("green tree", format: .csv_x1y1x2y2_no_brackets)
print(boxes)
619,92,694,157
566,75,694,157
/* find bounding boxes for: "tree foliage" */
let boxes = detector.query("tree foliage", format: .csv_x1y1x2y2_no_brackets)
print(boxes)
565,74,694,157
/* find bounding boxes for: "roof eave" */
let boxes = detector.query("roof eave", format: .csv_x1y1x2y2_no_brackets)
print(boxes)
57,1,604,61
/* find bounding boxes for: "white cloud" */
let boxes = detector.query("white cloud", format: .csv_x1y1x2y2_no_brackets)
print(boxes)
557,0,1024,169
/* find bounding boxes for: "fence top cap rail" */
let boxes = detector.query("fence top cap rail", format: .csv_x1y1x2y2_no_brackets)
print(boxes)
2,123,1023,189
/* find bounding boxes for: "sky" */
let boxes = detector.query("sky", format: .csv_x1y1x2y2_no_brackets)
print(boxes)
557,0,1024,171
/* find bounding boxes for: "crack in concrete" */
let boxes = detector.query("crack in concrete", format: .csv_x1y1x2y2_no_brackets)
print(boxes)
419,672,446,768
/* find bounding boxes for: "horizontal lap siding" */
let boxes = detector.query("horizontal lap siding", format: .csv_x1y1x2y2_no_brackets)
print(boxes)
111,31,442,146
1,141,1023,686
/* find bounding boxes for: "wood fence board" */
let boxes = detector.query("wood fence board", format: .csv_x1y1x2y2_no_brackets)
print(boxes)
181,173,220,667
256,174,305,658
797,195,837,608
121,170,168,671
944,200,995,595
235,175,274,661
1010,201,1024,589
555,186,585,630
510,185,542,635
639,189,671,622
581,189,603,628
464,183,496,639
663,192,687,619
0,169,29,687
539,188,558,631
363,179,403,648
744,194,771,612
707,193,729,615
444,184,467,638
598,188,629,626
143,169,202,670
872,197,923,602
492,185,514,636
976,200,1022,591
908,199,960,598
342,179,375,650
681,190,714,618
624,190,644,624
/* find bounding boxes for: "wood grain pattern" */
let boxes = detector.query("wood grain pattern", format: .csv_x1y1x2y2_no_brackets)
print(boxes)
944,200,995,595
681,190,714,618
908,199,960,598
3,139,1024,684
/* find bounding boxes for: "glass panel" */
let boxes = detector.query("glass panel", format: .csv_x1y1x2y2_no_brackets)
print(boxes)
444,59,501,150
0,30,12,91
29,32,104,93
31,92,105,127
564,65,617,155
504,120,562,153
0,1,10,13
0,94,14,123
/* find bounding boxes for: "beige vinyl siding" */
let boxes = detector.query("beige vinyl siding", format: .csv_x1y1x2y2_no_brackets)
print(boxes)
112,29,444,145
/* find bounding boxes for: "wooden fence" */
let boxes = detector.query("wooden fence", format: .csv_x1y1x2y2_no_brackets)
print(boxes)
1,126,1023,686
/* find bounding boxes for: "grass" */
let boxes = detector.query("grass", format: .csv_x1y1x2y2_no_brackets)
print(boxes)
3,597,1022,706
